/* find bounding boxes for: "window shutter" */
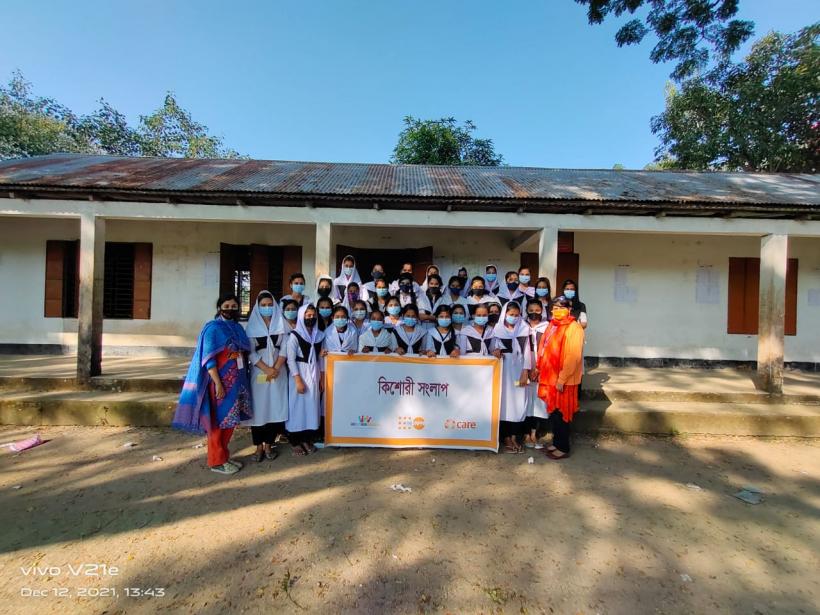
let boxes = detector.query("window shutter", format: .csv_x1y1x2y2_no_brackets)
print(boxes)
282,245,303,291
728,257,797,335
785,259,798,336
557,232,574,254
44,240,65,317
519,252,539,279
133,243,153,319
219,243,236,297
411,246,434,285
250,244,270,301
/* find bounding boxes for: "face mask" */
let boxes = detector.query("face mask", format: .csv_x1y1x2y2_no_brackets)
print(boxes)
506,281,518,291
519,275,531,285
258,305,274,318
318,307,333,318
527,312,541,321
318,287,331,298
399,283,413,293
552,307,570,320
348,292,359,302
485,273,497,283
376,287,389,297
372,270,384,280
535,288,549,298
333,318,348,329
428,287,441,297
564,289,576,299
387,305,401,316
505,314,520,326
370,321,384,331
437,317,452,328
471,288,485,297
283,309,298,321
474,315,489,326
403,316,417,327
220,308,239,321
303,317,317,328
343,266,354,276
452,313,466,324
488,313,500,325
352,309,366,320
449,286,461,295
291,283,305,294
458,274,468,282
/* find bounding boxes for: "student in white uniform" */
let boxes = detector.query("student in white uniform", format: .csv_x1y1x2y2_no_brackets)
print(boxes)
433,275,469,311
455,267,470,297
389,262,422,295
281,299,299,334
384,296,403,329
524,299,550,449
322,305,358,355
242,291,289,462
423,274,444,319
484,264,500,296
316,296,335,331
358,309,398,354
279,272,309,310
286,304,325,457
487,301,502,327
361,263,386,300
341,281,362,312
491,300,532,453
424,305,461,358
534,277,552,318
511,266,535,302
332,254,363,303
495,271,519,306
350,300,370,336
392,304,426,356
464,276,499,319
395,272,433,323
420,265,440,292
315,274,337,305
451,304,467,334
459,304,494,355
368,278,391,314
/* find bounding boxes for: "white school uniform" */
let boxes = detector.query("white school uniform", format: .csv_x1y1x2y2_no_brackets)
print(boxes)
351,319,370,337
424,327,459,357
241,292,289,427
389,279,422,295
279,293,309,310
491,303,533,423
525,320,550,419
459,324,494,356
285,304,325,433
323,324,358,353
463,293,500,320
315,274,339,305
433,292,469,312
358,327,398,353
397,289,432,314
512,285,535,302
392,325,426,356
483,264,500,295
332,254,363,303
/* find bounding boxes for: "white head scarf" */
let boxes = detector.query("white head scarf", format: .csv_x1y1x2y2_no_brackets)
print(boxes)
294,303,325,368
333,254,363,299
315,274,336,303
492,299,530,339
419,264,440,292
246,291,284,365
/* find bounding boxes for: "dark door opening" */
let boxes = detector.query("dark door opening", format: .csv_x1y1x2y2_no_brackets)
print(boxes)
336,245,433,285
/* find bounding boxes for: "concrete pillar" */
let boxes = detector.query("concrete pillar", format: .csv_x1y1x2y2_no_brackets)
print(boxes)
757,234,788,394
314,221,334,291
538,226,559,293
77,214,105,383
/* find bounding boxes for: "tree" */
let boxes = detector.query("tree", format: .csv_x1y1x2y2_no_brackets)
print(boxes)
391,116,504,166
0,71,242,160
651,24,819,172
575,0,755,81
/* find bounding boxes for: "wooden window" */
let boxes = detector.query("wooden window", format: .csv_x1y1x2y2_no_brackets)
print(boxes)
520,247,580,291
102,242,152,320
221,244,297,318
728,257,798,336
44,240,79,318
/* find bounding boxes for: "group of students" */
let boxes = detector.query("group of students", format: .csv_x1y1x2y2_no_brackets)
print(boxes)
172,254,587,475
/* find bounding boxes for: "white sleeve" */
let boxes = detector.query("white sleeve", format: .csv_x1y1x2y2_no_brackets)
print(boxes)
286,335,299,375
522,337,533,370
579,311,588,325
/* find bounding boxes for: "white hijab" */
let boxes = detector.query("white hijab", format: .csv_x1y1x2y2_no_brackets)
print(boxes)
492,300,530,340
315,274,336,304
333,254,362,297
419,265,440,292
245,291,285,366
483,263,500,292
294,303,325,368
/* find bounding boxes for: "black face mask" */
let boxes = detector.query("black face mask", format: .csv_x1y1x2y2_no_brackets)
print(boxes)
400,283,413,293
220,308,239,321
303,317,317,328
488,313,500,325
428,287,441,297
449,286,461,295
472,288,485,297
506,281,518,291
372,271,384,280
527,312,541,320
318,287,331,298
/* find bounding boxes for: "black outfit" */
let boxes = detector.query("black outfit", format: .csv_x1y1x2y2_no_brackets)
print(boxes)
500,420,525,440
524,415,550,437
549,410,571,454
251,422,285,446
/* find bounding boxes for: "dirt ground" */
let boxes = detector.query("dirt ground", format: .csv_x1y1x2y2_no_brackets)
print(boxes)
0,426,818,615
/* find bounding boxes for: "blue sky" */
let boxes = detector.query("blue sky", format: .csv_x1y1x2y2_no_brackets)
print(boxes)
1,1,816,168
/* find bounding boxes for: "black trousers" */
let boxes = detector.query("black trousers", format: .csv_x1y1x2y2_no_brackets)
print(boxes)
251,422,285,446
500,420,525,440
312,416,325,442
286,429,314,446
549,410,571,454
524,416,550,437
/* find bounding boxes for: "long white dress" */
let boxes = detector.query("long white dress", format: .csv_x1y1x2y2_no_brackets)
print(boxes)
526,320,550,420
241,293,289,427
285,305,325,433
491,303,533,423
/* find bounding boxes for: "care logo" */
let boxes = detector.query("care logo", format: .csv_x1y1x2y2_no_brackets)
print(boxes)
444,418,478,430
351,415,378,427
398,416,425,431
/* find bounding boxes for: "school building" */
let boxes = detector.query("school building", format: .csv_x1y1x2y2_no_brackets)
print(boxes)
1,154,818,395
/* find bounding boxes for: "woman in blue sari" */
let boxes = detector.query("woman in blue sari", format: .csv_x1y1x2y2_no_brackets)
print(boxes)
173,294,252,475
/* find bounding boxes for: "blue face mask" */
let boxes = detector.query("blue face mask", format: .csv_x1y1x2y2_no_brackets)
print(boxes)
564,289,576,299
399,283,413,293
485,273,497,283
343,266,354,276
437,317,452,328
452,313,466,324
372,270,384,280
505,314,520,326
519,275,530,285
376,287,389,297
352,309,367,320
291,283,305,294
473,315,489,326
403,316,417,327
506,281,518,291
319,307,333,318
283,309,298,321
535,288,549,297
387,305,401,316
449,286,461,295
258,305,274,318
333,317,348,329
370,321,384,331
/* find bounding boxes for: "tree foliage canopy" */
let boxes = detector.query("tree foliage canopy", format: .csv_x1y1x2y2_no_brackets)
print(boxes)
391,116,504,166
0,71,241,160
576,0,755,81
651,24,819,172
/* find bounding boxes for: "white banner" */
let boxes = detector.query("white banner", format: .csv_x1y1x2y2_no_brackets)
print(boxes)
325,353,501,451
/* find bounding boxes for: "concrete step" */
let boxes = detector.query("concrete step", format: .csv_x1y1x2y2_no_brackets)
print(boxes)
1,390,818,437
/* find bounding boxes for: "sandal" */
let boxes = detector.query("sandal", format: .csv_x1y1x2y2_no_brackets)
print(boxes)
503,445,518,454
210,463,239,475
546,450,570,460
302,442,317,454
291,445,306,457
253,450,265,463
265,447,279,461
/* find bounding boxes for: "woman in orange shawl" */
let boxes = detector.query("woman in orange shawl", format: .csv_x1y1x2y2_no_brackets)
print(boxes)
535,296,585,459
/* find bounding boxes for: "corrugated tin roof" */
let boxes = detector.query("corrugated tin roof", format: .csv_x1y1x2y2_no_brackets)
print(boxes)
0,153,818,208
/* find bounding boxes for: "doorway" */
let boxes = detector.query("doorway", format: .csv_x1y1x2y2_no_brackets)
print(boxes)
336,245,433,284
519,232,579,294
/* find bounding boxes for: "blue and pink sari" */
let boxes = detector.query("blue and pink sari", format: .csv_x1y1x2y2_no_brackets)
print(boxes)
172,317,253,434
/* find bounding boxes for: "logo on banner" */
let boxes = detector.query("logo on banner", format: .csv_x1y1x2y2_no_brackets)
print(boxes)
398,416,425,431
351,415,379,427
444,419,478,430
